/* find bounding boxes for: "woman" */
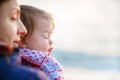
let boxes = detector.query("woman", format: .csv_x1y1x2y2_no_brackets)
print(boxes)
0,0,49,80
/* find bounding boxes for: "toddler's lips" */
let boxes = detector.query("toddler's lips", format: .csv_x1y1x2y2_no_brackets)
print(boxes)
48,48,53,52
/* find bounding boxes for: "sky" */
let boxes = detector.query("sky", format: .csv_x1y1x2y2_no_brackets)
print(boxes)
20,0,120,56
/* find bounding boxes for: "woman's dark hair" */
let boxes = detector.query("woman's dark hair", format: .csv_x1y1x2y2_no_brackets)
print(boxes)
0,0,9,6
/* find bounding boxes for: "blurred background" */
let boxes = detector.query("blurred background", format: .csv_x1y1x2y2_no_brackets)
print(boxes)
21,0,120,80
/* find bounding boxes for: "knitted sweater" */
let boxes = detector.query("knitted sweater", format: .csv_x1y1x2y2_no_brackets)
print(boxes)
0,45,49,80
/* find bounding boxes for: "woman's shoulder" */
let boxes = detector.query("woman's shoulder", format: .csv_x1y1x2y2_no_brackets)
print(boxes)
9,64,49,80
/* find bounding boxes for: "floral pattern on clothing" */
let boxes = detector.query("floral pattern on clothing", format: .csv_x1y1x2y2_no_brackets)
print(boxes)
20,48,64,80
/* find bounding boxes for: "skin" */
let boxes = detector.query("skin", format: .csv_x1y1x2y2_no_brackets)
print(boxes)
26,17,54,52
0,0,27,48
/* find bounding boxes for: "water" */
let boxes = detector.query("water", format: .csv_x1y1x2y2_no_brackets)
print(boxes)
52,50,120,80
52,50,120,72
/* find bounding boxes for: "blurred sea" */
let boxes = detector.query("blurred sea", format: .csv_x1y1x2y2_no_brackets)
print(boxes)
52,50,120,80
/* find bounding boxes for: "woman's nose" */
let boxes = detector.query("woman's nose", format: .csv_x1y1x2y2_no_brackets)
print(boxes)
17,19,27,36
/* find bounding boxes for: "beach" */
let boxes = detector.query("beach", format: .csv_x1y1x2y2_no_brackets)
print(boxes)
63,67,120,80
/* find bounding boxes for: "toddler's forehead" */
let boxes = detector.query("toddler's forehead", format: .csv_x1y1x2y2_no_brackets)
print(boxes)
17,0,21,5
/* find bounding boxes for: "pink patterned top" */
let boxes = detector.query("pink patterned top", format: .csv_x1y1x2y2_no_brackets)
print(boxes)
20,48,64,80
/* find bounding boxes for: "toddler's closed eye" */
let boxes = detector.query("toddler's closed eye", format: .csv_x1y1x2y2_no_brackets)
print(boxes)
44,33,49,39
